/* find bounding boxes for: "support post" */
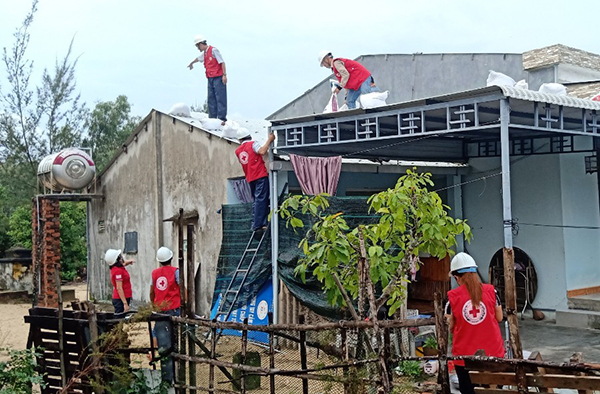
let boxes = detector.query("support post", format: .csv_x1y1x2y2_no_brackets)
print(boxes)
186,224,195,318
177,209,187,393
86,301,104,393
434,292,450,394
500,98,523,359
268,312,275,394
268,129,279,325
240,318,248,394
56,269,66,388
299,315,309,394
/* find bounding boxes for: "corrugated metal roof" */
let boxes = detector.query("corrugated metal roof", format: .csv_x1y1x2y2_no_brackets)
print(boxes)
499,86,600,110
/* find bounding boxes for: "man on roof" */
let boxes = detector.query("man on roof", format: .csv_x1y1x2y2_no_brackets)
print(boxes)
318,50,379,110
188,35,228,125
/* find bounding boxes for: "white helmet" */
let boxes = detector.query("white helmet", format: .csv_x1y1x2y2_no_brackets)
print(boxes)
450,252,478,275
237,129,252,140
105,249,122,266
156,246,174,263
194,34,206,45
318,50,332,67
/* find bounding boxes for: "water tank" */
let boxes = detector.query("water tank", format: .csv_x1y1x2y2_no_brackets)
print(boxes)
37,148,96,191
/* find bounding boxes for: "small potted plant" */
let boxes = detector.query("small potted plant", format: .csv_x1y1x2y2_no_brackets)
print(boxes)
423,335,439,356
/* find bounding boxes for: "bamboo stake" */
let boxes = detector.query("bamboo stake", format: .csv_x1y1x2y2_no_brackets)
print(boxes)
241,318,248,394
434,292,450,394
299,315,309,394
503,247,523,359
187,224,196,394
86,301,104,393
209,322,216,394
341,326,349,394
56,269,67,388
268,312,275,394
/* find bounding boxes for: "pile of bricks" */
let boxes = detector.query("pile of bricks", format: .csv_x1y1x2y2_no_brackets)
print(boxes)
32,198,61,308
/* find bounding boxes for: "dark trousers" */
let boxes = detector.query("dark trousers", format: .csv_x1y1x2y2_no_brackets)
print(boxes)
249,176,270,230
455,366,475,394
207,76,227,121
112,297,131,314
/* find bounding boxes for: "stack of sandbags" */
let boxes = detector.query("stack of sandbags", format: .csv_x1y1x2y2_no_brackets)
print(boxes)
539,83,567,96
358,91,389,109
486,70,516,87
200,118,224,130
168,103,191,117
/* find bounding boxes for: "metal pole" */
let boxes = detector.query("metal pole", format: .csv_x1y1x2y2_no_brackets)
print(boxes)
499,98,523,359
268,128,279,324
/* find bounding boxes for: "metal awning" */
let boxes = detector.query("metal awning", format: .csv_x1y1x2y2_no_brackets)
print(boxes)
271,86,600,162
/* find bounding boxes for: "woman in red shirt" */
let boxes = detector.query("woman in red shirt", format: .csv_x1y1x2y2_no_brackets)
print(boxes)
446,252,504,394
104,249,135,314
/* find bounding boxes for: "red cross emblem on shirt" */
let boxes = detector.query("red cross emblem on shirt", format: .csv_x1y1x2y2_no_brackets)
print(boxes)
156,276,168,291
462,300,486,325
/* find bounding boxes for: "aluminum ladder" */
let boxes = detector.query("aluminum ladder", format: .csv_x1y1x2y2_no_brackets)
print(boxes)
213,225,269,328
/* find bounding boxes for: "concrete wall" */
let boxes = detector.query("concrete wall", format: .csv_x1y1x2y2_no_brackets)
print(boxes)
88,111,245,315
0,262,32,292
559,153,600,292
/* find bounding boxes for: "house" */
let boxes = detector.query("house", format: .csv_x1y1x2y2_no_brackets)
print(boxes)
86,109,268,315
265,44,600,328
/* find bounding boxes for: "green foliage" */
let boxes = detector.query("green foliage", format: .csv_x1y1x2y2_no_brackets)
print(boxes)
397,360,422,380
0,347,45,393
424,335,438,350
59,202,87,281
279,169,473,319
8,202,87,280
8,206,32,249
0,186,13,256
83,95,140,172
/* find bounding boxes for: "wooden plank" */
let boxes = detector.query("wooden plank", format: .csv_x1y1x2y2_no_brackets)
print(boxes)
528,351,554,393
527,374,600,391
567,286,600,298
469,371,517,386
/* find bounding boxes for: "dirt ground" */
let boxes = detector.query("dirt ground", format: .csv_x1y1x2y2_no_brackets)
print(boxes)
0,282,88,350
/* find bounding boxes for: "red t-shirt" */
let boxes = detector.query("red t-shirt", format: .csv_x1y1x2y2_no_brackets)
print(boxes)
111,266,132,299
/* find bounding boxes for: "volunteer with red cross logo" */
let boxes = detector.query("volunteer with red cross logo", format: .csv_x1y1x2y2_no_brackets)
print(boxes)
445,252,504,394
150,247,181,316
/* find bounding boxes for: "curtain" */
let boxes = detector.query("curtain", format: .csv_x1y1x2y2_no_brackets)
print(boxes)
230,178,254,203
289,154,342,195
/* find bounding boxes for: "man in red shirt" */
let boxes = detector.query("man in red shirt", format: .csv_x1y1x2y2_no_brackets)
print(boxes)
150,247,181,316
188,35,228,124
235,132,276,231
318,50,380,109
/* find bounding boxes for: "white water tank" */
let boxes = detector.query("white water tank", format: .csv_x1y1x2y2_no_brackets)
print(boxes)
37,148,96,191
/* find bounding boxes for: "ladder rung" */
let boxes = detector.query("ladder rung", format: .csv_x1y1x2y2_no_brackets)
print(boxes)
227,290,238,294
245,248,258,252
237,269,249,272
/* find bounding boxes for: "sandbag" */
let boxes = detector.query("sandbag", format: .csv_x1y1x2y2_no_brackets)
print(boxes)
323,93,339,113
539,83,567,96
168,103,191,117
515,79,529,90
201,118,224,130
486,70,516,87
222,120,240,139
358,91,389,109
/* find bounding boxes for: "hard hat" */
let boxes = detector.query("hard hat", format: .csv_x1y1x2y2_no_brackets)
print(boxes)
318,50,332,67
156,246,174,263
194,34,207,45
105,249,122,266
237,129,252,140
450,252,478,275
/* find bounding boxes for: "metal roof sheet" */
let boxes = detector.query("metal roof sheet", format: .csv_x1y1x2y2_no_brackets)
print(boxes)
498,86,600,110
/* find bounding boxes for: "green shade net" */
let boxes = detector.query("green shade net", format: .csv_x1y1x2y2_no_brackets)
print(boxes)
213,197,379,319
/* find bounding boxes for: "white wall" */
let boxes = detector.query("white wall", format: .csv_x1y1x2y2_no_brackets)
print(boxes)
559,153,600,292
463,154,569,310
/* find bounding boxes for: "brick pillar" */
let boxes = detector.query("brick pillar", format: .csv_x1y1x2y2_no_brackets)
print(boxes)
32,198,61,307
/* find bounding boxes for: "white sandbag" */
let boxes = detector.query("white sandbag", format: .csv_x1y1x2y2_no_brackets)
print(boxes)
338,104,349,111
539,83,567,96
486,70,516,87
200,118,224,130
358,91,389,109
190,111,208,120
222,120,240,138
323,93,339,113
515,79,529,89
168,103,191,117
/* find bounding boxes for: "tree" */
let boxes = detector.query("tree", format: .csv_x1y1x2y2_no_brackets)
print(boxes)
279,170,473,389
9,202,87,281
0,0,87,205
83,95,140,172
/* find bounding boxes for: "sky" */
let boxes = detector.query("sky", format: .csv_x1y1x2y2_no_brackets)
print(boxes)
0,0,599,120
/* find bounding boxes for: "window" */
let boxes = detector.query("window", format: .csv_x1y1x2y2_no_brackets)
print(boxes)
123,231,138,254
